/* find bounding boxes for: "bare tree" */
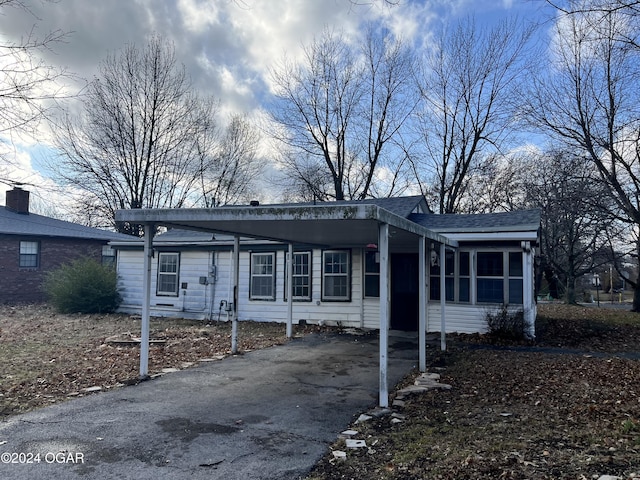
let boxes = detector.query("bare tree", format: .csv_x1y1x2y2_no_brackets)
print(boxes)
526,4,640,309
269,26,415,201
197,114,263,207
523,150,614,303
412,16,535,214
0,0,67,170
50,36,219,235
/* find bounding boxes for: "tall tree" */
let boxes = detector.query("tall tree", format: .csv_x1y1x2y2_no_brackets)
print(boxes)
196,114,263,208
523,150,613,303
527,2,640,310
269,26,415,201
0,0,67,169
412,16,535,213
50,36,241,235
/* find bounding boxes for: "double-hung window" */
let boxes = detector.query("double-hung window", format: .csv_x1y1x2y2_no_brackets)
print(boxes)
250,252,276,300
429,249,455,301
508,252,524,304
157,252,179,296
285,251,311,301
476,251,524,304
364,251,380,297
476,252,504,303
102,245,116,267
322,250,350,301
19,241,39,268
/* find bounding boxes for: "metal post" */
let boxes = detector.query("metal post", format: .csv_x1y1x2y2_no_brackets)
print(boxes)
418,236,426,372
440,243,446,351
140,223,154,379
231,236,239,354
286,243,293,338
378,223,390,408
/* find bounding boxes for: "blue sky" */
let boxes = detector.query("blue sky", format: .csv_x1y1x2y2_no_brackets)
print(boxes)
0,0,555,213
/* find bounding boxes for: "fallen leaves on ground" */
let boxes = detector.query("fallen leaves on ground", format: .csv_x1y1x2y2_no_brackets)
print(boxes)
0,304,323,419
306,303,640,480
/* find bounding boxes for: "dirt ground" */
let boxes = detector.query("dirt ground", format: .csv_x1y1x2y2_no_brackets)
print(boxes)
0,304,322,419
306,303,640,480
2,303,640,479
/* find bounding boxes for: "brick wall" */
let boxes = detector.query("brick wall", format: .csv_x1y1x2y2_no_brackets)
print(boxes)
0,235,108,304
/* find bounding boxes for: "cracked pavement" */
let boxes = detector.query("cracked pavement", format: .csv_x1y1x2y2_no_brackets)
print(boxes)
0,330,417,480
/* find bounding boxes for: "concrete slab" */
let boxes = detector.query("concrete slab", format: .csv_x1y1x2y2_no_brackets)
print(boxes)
0,331,417,480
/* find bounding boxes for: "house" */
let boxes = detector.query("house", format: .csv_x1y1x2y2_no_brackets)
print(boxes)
112,196,540,335
114,195,540,407
0,187,134,304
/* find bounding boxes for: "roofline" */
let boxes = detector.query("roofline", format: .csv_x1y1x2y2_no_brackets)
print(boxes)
115,204,458,248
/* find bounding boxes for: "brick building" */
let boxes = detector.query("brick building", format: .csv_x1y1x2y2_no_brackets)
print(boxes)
0,187,134,304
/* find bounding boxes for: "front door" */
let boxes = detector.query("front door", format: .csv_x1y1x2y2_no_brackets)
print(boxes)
390,253,419,331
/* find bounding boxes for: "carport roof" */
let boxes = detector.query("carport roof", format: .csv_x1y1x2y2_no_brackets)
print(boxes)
115,197,457,249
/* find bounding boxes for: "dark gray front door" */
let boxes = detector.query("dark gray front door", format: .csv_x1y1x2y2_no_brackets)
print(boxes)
390,253,419,331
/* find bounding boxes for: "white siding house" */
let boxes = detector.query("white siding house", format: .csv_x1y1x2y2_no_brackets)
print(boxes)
112,197,540,336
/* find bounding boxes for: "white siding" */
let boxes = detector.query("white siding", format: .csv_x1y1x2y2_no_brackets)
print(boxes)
117,248,366,327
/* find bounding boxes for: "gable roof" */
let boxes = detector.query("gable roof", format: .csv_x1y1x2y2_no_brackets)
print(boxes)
409,209,540,233
0,206,135,242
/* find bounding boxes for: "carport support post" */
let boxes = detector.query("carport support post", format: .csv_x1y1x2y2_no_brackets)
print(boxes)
231,236,239,354
440,243,447,351
378,223,390,408
140,223,155,379
286,243,293,338
419,236,426,372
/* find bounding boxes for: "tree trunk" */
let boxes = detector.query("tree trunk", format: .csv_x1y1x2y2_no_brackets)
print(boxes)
633,277,640,312
565,275,577,305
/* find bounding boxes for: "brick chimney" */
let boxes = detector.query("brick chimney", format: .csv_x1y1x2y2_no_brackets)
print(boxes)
5,187,30,214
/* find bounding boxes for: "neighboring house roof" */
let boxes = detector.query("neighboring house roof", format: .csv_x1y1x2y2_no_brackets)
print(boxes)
409,209,541,233
0,205,134,241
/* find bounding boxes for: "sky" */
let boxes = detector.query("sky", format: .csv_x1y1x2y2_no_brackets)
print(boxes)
0,0,554,215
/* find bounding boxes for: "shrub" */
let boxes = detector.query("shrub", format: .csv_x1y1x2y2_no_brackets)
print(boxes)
44,257,121,314
485,305,531,342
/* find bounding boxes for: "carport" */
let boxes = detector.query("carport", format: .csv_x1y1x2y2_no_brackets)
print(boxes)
115,202,457,407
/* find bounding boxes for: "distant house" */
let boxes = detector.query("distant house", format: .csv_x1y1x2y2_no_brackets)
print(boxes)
0,187,134,304
112,196,541,336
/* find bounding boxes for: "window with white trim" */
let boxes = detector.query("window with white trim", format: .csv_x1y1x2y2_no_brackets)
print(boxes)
102,245,116,267
157,252,179,296
285,251,311,301
250,252,276,300
364,251,380,297
19,241,39,268
508,251,524,304
322,250,350,301
476,251,504,303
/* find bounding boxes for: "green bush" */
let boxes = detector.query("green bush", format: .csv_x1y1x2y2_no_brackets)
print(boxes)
44,257,121,313
485,305,530,342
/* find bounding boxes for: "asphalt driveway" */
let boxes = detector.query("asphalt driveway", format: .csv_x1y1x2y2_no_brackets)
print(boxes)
0,330,418,480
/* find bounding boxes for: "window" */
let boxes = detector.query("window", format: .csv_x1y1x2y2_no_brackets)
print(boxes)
459,251,470,302
19,241,39,268
157,252,179,296
285,251,311,301
102,245,116,267
477,252,504,303
364,251,380,297
322,250,350,301
508,252,524,304
250,252,276,300
430,249,455,301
